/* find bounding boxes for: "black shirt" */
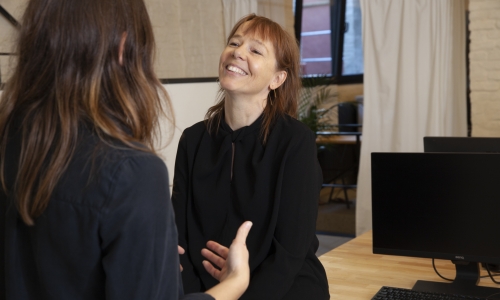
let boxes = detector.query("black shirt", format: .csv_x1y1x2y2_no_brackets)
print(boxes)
172,114,330,299
0,125,212,300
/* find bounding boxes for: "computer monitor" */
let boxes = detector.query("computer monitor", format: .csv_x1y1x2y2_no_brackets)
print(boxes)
371,152,500,298
424,136,500,153
424,136,500,273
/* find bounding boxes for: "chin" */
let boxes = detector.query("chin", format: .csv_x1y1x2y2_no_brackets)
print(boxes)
219,79,236,91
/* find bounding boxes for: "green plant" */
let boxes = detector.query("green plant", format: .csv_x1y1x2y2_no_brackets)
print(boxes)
298,76,338,133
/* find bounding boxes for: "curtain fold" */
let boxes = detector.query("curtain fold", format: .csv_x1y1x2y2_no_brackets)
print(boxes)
356,0,467,235
222,0,258,38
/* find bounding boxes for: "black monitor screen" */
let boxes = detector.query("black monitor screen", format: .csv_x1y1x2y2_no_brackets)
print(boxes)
424,137,500,153
371,152,500,264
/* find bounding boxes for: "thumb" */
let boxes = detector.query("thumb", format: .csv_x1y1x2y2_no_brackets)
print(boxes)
233,221,253,244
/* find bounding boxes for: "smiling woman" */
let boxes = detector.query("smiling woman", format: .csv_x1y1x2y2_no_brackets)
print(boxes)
172,14,330,300
206,15,302,144
219,23,286,101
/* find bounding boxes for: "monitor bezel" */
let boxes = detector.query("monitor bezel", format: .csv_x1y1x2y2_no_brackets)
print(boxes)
371,152,500,266
423,136,500,153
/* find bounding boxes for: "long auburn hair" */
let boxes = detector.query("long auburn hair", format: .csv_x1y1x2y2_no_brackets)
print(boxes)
205,14,301,143
0,0,173,225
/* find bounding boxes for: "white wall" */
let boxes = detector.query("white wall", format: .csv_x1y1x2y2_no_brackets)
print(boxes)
158,82,220,185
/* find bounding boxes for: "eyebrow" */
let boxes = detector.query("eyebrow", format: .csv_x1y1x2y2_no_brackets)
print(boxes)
232,34,268,52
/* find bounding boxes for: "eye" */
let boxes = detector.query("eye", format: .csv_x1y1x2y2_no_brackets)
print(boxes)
252,49,262,55
228,39,239,47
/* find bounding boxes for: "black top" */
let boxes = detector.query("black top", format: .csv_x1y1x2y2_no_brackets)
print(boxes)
172,114,330,299
0,124,212,300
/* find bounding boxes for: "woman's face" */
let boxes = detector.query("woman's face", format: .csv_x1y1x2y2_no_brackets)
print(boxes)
218,21,284,100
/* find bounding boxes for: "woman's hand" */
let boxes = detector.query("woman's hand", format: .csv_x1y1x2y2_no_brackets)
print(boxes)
201,241,229,281
203,221,252,300
178,246,185,271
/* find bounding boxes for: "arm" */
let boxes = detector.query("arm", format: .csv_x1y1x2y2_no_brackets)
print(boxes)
99,154,184,299
172,132,203,293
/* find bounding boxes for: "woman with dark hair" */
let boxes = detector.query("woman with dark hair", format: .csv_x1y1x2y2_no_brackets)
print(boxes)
0,0,250,299
173,14,330,299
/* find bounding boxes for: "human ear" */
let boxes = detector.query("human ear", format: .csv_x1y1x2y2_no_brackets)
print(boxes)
270,70,287,90
119,32,127,65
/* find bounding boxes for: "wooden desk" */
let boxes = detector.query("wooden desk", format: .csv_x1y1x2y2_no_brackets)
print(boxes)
319,231,500,299
316,135,362,145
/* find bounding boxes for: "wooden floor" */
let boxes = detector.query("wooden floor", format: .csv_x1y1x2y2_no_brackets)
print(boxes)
315,187,355,256
316,187,355,235
316,234,352,256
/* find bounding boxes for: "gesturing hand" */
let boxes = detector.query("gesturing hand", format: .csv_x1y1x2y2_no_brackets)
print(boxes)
201,221,252,282
178,245,185,271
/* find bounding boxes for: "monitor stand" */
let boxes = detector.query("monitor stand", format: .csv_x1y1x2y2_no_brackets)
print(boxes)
412,261,500,299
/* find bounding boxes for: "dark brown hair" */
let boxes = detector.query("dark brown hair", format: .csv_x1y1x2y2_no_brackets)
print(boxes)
0,0,173,225
205,14,301,143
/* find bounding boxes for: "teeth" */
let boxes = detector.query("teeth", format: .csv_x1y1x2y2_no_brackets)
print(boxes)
227,65,247,75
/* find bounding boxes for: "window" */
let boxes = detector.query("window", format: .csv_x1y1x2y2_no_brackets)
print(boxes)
294,0,363,83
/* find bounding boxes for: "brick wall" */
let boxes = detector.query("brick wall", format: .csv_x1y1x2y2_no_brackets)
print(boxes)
469,0,500,136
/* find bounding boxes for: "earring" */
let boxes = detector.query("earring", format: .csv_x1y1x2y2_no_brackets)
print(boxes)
216,78,221,87
268,91,274,106
273,89,277,100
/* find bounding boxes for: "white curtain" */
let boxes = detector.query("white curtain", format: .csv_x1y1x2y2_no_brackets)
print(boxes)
222,0,258,38
356,0,467,235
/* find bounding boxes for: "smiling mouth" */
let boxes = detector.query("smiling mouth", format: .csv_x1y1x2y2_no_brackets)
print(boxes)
226,65,247,75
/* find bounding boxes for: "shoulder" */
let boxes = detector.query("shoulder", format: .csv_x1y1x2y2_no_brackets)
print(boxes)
177,120,209,150
272,114,316,144
183,120,207,138
105,148,168,203
89,145,170,216
99,145,168,191
111,148,166,176
89,137,168,188
80,127,166,172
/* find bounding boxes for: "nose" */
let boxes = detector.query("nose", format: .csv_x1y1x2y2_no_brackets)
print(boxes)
232,46,244,60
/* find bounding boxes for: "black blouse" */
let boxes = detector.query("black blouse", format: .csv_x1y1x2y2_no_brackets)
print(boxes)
172,114,330,299
0,125,212,300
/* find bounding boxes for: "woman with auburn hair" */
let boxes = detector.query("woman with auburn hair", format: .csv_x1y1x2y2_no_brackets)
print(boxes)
172,14,330,299
0,0,251,299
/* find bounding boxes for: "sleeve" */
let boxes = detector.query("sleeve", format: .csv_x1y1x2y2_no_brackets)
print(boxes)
171,132,203,293
241,129,323,299
99,154,184,299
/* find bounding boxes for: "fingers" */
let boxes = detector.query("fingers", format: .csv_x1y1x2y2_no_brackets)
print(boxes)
201,248,226,269
203,221,252,259
202,260,221,280
206,240,229,259
202,221,252,283
178,245,185,272
233,221,253,244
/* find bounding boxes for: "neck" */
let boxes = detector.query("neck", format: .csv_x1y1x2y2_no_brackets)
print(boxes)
224,92,267,131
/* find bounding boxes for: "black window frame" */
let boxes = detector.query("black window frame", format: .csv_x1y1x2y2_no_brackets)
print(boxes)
295,0,363,84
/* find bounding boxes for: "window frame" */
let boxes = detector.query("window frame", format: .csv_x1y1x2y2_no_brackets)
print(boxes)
295,0,363,84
